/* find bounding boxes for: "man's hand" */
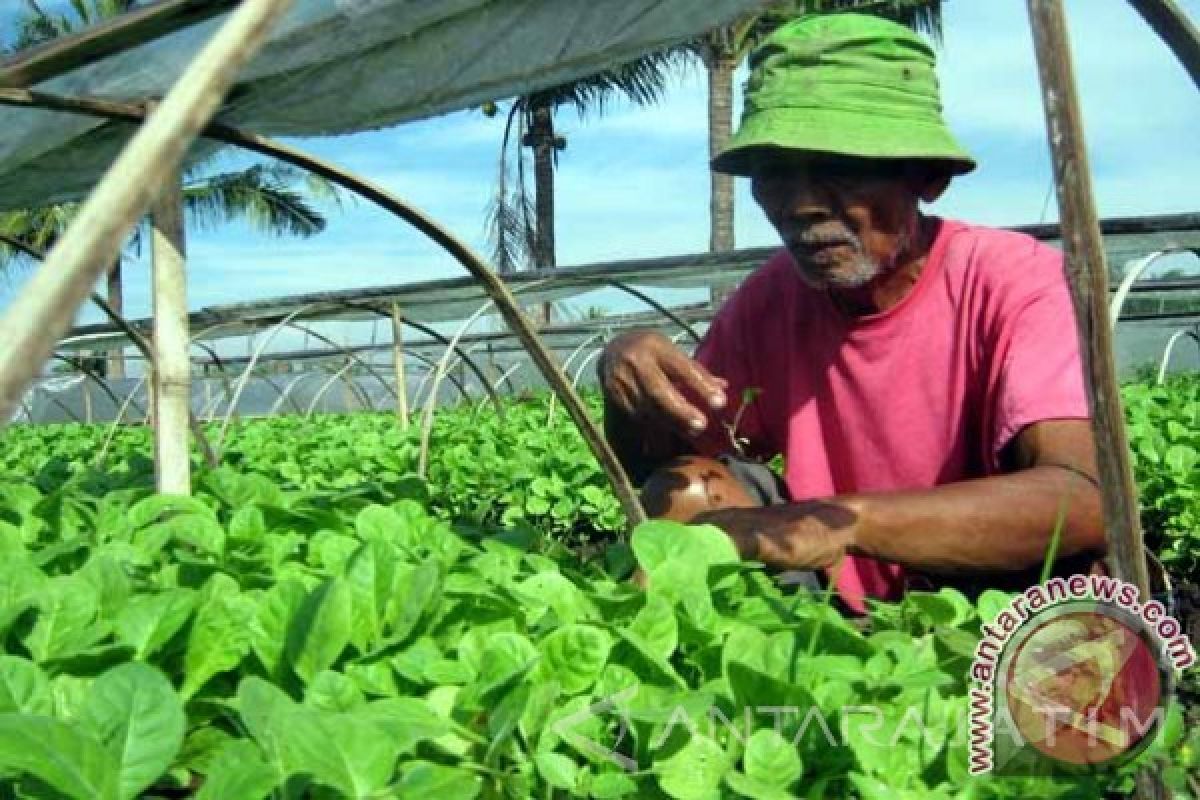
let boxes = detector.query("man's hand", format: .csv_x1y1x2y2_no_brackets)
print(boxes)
693,501,860,571
599,330,729,438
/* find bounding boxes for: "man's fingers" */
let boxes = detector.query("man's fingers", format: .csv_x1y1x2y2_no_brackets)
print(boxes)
641,370,710,434
661,350,727,412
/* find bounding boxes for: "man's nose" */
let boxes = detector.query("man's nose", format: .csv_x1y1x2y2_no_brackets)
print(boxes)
770,178,838,223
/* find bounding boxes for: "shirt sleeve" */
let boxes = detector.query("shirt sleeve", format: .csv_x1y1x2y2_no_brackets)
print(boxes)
689,283,776,460
989,247,1091,464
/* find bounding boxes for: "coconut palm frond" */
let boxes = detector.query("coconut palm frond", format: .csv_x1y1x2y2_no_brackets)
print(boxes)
183,167,327,238
486,106,536,274
533,47,693,119
819,0,942,39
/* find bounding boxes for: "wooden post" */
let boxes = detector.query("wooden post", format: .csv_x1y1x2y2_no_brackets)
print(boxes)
391,302,409,429
150,174,191,495
0,0,294,425
1026,0,1151,596
81,366,93,424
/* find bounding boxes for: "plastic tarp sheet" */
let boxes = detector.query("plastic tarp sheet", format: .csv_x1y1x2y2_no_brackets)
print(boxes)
0,0,767,210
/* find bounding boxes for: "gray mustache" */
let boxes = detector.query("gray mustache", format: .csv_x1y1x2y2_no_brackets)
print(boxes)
793,231,861,248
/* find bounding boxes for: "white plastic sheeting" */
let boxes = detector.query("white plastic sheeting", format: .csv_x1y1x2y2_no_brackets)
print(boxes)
0,0,767,210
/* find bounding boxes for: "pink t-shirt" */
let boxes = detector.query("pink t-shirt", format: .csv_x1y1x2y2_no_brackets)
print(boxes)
692,218,1090,612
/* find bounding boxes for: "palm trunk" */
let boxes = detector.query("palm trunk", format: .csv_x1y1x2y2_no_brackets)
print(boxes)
708,52,737,254
530,103,556,325
106,257,125,379
530,105,557,269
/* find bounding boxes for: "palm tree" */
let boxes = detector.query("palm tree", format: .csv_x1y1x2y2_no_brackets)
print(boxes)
698,0,944,254
0,0,342,378
486,50,691,280
0,163,340,374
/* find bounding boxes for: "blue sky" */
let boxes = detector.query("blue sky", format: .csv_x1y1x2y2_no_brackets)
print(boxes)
1,0,1197,332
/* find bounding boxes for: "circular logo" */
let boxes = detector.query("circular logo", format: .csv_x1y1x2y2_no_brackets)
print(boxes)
1000,603,1167,767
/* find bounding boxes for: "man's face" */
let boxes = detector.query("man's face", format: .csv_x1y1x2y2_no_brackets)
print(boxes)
748,152,923,290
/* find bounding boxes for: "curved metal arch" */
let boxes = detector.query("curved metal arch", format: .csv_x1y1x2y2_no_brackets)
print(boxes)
213,304,322,455
547,331,608,427
95,375,150,466
336,301,509,412
607,280,702,343
256,370,306,416
0,89,646,528
283,321,397,406
305,360,372,418
49,353,135,418
1,234,221,464
407,350,472,409
1157,328,1200,384
28,381,83,424
418,302,494,477
1110,247,1200,328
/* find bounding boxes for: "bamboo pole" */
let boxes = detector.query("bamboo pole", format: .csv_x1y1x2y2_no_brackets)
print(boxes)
1126,0,1200,91
0,0,294,425
391,302,409,429
150,173,192,495
0,0,240,89
1026,0,1151,596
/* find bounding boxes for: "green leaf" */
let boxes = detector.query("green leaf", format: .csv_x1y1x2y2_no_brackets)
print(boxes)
538,624,612,695
534,750,579,791
79,663,186,800
114,589,196,660
286,578,353,684
282,710,402,797
24,575,102,663
305,670,364,712
466,632,538,704
629,593,678,661
655,734,730,799
742,728,801,788
395,761,482,798
127,494,214,530
632,520,740,574
0,556,47,637
0,714,116,800
356,697,451,754
587,771,640,797
0,656,52,715
195,739,279,800
515,570,595,624
343,539,398,651
724,771,795,800
249,579,307,679
384,561,441,643
183,585,253,699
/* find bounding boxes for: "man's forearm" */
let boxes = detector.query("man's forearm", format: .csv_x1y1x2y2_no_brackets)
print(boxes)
844,466,1106,574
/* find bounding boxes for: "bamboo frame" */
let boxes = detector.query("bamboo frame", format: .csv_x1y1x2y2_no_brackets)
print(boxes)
1126,0,1200,91
150,173,192,495
418,301,495,478
337,303,507,416
391,302,409,428
0,0,240,89
1026,0,1151,595
0,0,294,428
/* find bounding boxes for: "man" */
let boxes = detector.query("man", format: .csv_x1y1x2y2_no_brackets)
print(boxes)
598,13,1106,612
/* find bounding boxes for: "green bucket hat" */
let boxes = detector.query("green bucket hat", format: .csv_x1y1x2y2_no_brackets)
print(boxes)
712,13,975,176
